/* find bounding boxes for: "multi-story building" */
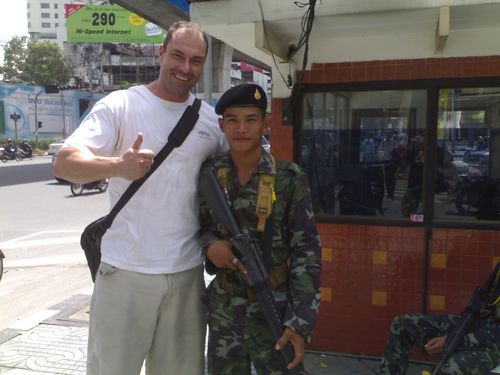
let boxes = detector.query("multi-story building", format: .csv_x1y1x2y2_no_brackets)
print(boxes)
27,0,160,91
28,0,91,47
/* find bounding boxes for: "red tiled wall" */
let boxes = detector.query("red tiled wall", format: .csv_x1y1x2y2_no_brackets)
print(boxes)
268,56,500,356
307,225,500,356
309,224,425,355
427,229,500,315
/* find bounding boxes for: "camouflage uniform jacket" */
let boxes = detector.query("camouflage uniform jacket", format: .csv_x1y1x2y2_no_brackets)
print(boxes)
198,150,322,339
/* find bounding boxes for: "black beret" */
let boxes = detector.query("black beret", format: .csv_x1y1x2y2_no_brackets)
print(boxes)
215,83,267,115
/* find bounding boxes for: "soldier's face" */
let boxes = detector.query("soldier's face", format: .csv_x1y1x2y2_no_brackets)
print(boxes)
219,107,268,154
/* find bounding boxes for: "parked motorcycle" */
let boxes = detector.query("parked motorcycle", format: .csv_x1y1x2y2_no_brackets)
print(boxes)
454,176,500,219
70,179,109,196
18,140,34,160
1,144,21,162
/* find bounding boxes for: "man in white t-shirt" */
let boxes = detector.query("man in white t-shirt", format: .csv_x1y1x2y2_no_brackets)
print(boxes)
54,21,225,375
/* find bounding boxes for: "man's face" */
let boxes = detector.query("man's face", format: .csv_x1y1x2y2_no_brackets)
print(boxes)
158,28,206,102
219,107,268,154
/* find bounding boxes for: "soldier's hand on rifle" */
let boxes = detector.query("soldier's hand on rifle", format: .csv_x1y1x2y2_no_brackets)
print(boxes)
424,336,445,355
206,240,247,274
479,307,492,318
275,327,305,369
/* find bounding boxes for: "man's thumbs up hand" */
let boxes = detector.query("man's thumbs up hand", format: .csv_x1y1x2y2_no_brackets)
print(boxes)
131,132,144,151
118,132,155,180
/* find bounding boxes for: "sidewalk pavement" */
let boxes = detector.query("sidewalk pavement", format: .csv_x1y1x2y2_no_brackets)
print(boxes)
0,293,432,375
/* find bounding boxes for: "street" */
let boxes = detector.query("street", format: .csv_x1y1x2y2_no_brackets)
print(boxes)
0,156,108,333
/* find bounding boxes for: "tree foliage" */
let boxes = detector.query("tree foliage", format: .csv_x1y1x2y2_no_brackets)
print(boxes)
0,36,28,82
1,36,74,86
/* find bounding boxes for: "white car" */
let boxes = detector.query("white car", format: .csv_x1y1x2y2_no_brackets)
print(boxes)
47,141,65,155
49,141,67,183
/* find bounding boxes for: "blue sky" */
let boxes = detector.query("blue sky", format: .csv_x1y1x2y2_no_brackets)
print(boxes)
0,0,29,64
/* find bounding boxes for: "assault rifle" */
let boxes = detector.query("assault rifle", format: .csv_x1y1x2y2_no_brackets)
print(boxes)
431,262,499,375
199,166,313,375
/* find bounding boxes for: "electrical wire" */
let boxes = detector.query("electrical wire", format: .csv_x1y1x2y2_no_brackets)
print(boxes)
256,0,292,89
256,0,318,88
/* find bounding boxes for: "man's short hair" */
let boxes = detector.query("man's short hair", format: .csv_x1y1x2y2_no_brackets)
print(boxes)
163,21,208,58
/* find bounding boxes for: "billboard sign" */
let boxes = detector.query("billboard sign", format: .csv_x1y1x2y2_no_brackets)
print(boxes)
66,4,166,44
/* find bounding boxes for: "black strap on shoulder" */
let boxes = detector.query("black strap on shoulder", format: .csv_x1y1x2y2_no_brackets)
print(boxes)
105,98,201,225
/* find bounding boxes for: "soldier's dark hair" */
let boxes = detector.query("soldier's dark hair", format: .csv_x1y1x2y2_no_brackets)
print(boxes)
163,21,209,58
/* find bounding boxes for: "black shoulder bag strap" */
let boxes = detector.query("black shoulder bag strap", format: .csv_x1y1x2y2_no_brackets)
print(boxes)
103,98,201,227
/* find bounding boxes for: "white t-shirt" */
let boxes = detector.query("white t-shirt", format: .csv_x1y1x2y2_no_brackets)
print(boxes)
64,85,225,274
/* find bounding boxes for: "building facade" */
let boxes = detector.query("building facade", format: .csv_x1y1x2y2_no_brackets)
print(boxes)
0,82,104,142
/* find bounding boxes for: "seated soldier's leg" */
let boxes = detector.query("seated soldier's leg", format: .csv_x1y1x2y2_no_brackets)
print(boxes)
437,316,500,375
380,313,457,375
437,349,498,375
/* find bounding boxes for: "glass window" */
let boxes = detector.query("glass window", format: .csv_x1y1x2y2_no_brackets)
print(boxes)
40,34,57,39
434,87,500,221
41,22,51,28
300,90,427,219
54,3,58,8
41,13,50,18
54,13,58,18
41,3,50,9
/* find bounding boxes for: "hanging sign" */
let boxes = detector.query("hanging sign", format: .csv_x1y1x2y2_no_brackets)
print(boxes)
65,4,166,44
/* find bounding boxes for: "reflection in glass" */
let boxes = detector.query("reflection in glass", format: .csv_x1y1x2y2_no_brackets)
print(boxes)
435,88,500,221
300,90,426,219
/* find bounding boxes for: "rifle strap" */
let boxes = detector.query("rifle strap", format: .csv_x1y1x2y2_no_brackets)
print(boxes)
256,155,276,231
215,155,276,232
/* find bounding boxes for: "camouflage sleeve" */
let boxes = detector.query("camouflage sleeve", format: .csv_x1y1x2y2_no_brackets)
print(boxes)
282,166,322,340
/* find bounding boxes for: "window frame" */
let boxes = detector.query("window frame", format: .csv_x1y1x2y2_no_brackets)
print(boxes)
294,77,500,229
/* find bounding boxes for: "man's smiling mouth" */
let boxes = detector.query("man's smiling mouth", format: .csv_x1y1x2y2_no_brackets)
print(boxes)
173,72,189,81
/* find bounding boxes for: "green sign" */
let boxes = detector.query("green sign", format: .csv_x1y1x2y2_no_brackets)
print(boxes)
66,5,166,44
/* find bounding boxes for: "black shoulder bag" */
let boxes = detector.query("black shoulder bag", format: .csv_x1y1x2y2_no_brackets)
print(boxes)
81,98,201,282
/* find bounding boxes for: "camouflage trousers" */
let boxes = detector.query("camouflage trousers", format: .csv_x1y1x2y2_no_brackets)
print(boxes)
204,276,299,375
379,313,499,375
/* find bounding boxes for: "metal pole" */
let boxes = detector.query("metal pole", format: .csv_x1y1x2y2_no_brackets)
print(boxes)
34,93,39,147
203,35,213,105
61,91,67,139
14,118,18,147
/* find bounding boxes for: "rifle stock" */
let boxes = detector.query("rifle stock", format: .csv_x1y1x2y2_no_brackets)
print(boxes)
432,262,499,375
199,166,313,375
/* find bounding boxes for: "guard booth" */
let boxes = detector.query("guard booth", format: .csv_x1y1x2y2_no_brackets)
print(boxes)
289,75,500,354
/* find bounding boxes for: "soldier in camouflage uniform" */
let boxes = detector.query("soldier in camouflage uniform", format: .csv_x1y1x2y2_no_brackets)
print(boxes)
197,83,322,375
379,307,500,374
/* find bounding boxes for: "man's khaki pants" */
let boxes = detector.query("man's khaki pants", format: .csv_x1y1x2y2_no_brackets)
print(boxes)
87,263,206,375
